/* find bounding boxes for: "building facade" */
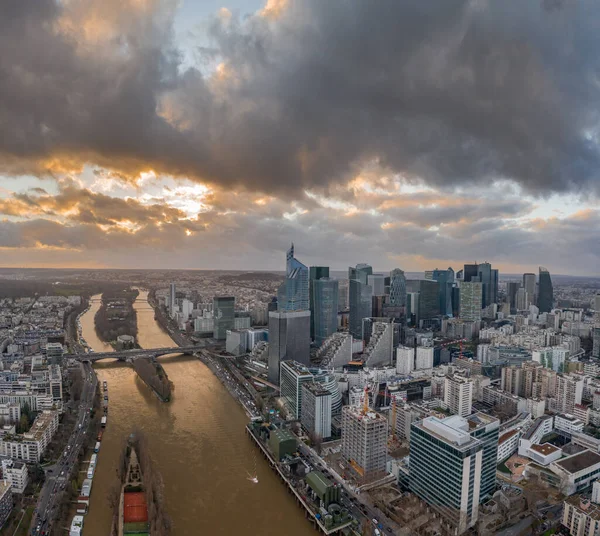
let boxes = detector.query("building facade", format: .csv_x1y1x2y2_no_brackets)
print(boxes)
212,297,235,340
268,310,311,385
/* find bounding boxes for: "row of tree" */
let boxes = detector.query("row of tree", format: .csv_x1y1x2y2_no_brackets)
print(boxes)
133,358,173,402
94,289,139,343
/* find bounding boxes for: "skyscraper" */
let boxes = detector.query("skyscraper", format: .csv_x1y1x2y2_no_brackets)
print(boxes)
405,279,439,326
169,283,176,315
367,273,386,296
459,281,482,322
410,413,499,534
279,360,314,419
537,266,553,313
463,263,479,282
348,264,373,339
425,268,454,317
506,282,520,313
277,244,309,312
309,266,330,340
523,273,536,308
388,268,407,307
268,310,311,385
213,297,235,340
312,278,339,347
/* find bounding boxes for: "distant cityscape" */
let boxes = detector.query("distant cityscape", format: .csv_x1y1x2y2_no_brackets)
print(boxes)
0,246,600,535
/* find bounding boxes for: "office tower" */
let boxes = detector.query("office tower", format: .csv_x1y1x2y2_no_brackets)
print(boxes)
459,281,483,322
341,405,388,481
537,267,553,313
452,286,460,317
388,269,407,307
169,282,176,314
312,278,339,347
477,262,493,308
338,280,349,311
349,263,373,284
396,346,414,375
268,310,311,385
278,244,309,312
444,375,473,417
367,273,386,296
406,279,440,326
463,263,479,282
301,382,332,440
515,287,528,311
491,269,499,305
425,268,454,317
556,374,583,414
213,297,235,340
279,360,314,419
593,327,600,359
384,268,407,323
410,413,499,534
523,273,536,308
349,265,373,338
506,282,520,313
309,266,330,339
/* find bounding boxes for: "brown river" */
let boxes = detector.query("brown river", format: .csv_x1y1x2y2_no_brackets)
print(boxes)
80,291,311,535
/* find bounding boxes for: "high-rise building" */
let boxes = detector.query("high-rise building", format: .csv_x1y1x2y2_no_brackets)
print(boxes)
537,267,553,313
556,374,583,414
341,405,388,482
280,360,314,419
278,244,309,312
312,278,339,347
367,273,386,296
268,310,311,385
396,346,414,375
349,266,373,338
338,280,349,311
463,264,479,283
213,297,235,340
169,283,176,314
409,413,499,534
309,266,330,339
406,279,440,326
384,268,407,323
491,269,499,305
593,327,600,359
301,382,332,440
506,282,520,313
425,268,454,317
444,375,473,417
523,273,536,308
515,287,528,311
459,281,482,322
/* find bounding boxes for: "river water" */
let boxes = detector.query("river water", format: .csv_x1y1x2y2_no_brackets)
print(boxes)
81,291,312,535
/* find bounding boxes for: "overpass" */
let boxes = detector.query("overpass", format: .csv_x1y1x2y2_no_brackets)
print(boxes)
67,345,210,362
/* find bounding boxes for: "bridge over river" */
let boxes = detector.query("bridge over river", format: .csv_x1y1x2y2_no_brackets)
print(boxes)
66,343,216,362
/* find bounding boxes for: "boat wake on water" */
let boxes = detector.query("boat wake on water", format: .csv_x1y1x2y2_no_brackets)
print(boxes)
246,472,259,484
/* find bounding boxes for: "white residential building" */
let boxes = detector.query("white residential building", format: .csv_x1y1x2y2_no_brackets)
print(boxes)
396,346,414,375
444,375,473,417
1,459,28,493
554,414,585,436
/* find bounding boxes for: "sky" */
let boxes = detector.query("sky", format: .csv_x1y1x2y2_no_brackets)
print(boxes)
1,0,600,275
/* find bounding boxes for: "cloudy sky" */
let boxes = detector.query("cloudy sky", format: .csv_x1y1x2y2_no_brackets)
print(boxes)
1,0,599,275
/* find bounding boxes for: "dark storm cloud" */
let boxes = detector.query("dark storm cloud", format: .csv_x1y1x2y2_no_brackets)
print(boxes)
1,0,600,195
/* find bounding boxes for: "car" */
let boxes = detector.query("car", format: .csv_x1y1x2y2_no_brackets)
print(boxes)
372,519,379,526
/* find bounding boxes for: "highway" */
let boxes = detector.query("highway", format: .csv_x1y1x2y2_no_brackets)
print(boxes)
31,361,97,535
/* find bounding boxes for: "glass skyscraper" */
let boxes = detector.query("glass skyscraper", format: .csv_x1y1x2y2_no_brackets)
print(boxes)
348,265,373,339
538,266,553,313
277,244,309,312
309,266,330,340
213,296,235,340
425,268,454,317
312,277,339,347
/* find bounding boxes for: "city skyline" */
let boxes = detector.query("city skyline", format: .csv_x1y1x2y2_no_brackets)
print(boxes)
0,2,599,274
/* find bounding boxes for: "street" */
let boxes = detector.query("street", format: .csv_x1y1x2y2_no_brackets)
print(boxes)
31,361,97,535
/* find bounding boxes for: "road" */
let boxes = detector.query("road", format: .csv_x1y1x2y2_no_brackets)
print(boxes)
31,361,97,535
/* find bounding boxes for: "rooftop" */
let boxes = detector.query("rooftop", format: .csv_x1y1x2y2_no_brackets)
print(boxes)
302,382,330,397
499,429,519,444
565,495,600,521
555,450,600,475
557,413,582,423
529,443,560,456
281,360,313,377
